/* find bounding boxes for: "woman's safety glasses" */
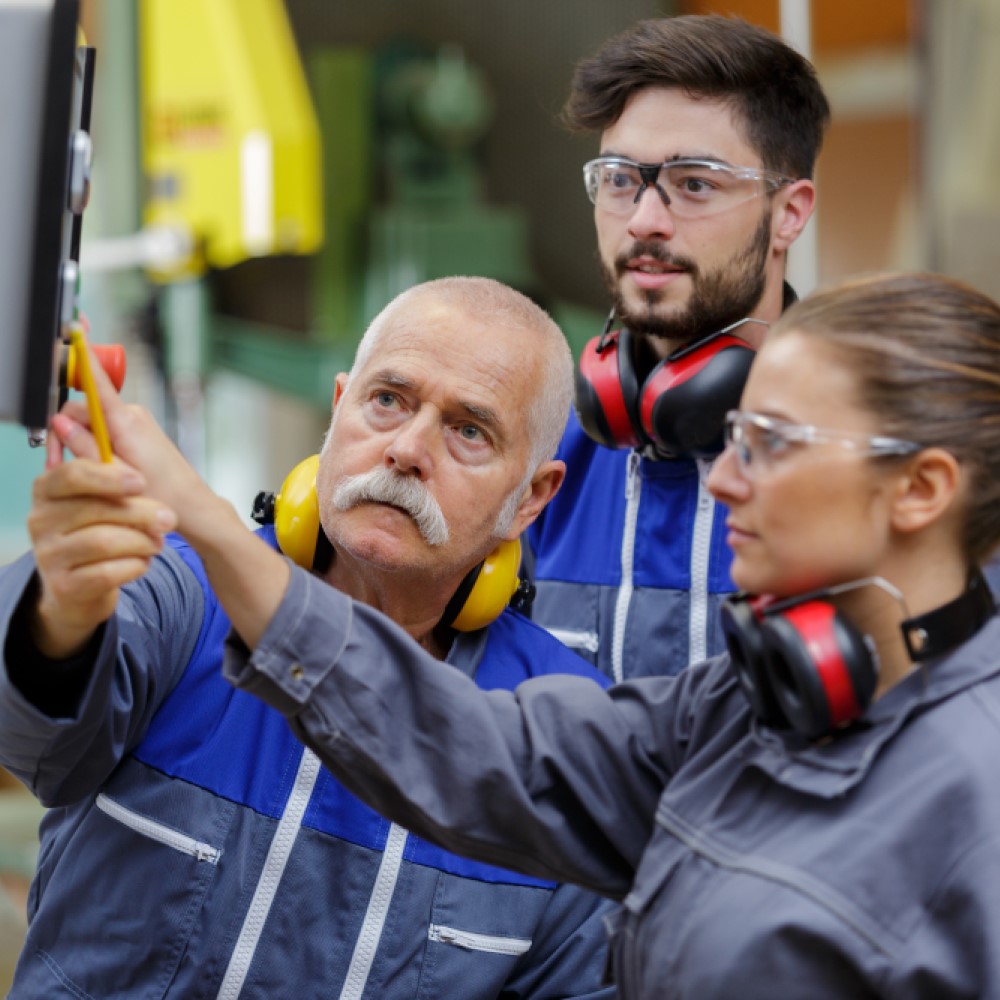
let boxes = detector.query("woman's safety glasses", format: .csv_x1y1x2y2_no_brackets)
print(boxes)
723,410,922,480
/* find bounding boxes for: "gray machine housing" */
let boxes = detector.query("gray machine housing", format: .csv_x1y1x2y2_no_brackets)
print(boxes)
0,0,93,435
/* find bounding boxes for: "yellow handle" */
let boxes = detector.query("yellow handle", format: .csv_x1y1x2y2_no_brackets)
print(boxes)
68,326,113,463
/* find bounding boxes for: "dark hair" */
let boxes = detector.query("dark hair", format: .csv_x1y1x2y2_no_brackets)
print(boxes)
562,15,830,180
771,272,1000,564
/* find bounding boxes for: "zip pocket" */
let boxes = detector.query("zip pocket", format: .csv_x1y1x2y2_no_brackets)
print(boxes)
427,923,532,957
95,792,222,864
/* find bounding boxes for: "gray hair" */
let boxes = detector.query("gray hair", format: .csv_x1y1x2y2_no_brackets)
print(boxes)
349,276,573,472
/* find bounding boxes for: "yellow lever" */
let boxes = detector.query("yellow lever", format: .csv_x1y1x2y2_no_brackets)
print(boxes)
68,325,113,463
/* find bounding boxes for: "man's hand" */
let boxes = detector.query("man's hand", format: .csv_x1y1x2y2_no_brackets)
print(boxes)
26,456,176,659
49,339,291,652
53,344,213,529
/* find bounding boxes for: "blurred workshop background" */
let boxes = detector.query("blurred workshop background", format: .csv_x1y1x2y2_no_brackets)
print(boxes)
2,0,999,985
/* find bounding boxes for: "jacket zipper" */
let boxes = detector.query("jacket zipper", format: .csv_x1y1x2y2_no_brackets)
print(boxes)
428,924,533,956
546,628,600,654
611,452,642,684
338,822,409,1000
95,793,221,864
689,458,717,666
216,748,322,1000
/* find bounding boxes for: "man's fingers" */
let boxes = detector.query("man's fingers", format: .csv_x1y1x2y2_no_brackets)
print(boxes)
30,493,174,541
36,554,157,631
57,399,90,426
51,412,104,463
31,516,175,618
41,526,165,579
32,444,145,500
45,426,64,470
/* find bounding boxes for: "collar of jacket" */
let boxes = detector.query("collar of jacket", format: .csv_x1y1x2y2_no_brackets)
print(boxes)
742,614,1000,799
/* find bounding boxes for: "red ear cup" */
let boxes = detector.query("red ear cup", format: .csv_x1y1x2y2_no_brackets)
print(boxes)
575,325,755,457
720,595,789,728
760,602,878,740
639,334,755,457
724,573,994,739
722,592,878,739
575,330,646,449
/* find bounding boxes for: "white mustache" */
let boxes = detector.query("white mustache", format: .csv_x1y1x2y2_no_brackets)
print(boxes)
331,467,450,546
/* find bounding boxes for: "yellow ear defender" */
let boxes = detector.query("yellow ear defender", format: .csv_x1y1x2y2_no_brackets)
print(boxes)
251,455,528,632
261,454,322,570
441,535,523,633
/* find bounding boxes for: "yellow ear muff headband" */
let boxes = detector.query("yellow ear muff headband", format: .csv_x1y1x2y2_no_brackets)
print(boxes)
254,455,521,631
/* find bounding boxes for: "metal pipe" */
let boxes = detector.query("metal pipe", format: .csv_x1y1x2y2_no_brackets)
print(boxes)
779,0,820,297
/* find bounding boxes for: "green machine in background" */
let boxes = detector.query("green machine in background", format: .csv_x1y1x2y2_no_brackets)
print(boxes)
312,39,565,334
213,39,601,406
362,41,538,321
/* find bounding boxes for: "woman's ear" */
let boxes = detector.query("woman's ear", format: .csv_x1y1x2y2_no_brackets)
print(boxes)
890,447,962,535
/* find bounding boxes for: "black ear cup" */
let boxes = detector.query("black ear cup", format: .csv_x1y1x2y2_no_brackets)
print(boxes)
721,593,878,739
720,597,788,728
723,573,995,739
760,603,878,740
574,326,754,457
638,335,755,457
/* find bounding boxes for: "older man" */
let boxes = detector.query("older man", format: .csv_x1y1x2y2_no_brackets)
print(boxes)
0,277,615,999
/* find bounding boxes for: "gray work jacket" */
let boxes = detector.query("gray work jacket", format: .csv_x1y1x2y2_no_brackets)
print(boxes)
0,538,614,1000
226,563,1000,999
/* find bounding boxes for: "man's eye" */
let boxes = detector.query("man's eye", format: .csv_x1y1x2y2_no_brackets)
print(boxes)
374,391,398,408
667,170,720,196
607,170,636,191
680,177,714,194
458,424,485,442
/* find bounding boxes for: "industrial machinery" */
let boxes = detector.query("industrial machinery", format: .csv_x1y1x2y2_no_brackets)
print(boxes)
0,0,96,439
139,0,323,280
211,36,589,406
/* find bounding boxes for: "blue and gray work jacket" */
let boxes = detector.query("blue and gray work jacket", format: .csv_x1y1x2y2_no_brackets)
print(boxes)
0,530,614,999
527,409,736,682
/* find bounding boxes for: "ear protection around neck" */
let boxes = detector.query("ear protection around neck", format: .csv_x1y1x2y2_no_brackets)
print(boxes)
574,319,756,458
720,572,996,740
251,455,527,632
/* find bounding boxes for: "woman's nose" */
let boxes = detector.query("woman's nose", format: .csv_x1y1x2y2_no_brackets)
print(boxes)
707,443,751,504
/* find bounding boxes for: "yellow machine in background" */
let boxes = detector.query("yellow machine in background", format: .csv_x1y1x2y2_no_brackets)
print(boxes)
139,0,323,280
130,0,599,423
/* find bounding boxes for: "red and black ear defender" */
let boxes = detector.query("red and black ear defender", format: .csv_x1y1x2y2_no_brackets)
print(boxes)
720,571,996,740
251,455,531,632
574,312,758,458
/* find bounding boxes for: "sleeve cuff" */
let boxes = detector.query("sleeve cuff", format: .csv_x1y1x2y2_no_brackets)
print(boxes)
4,570,105,718
223,564,353,714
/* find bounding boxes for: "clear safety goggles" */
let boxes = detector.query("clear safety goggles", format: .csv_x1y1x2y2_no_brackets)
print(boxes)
583,156,792,219
723,410,922,480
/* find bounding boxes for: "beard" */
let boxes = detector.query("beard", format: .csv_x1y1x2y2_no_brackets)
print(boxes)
601,209,772,345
